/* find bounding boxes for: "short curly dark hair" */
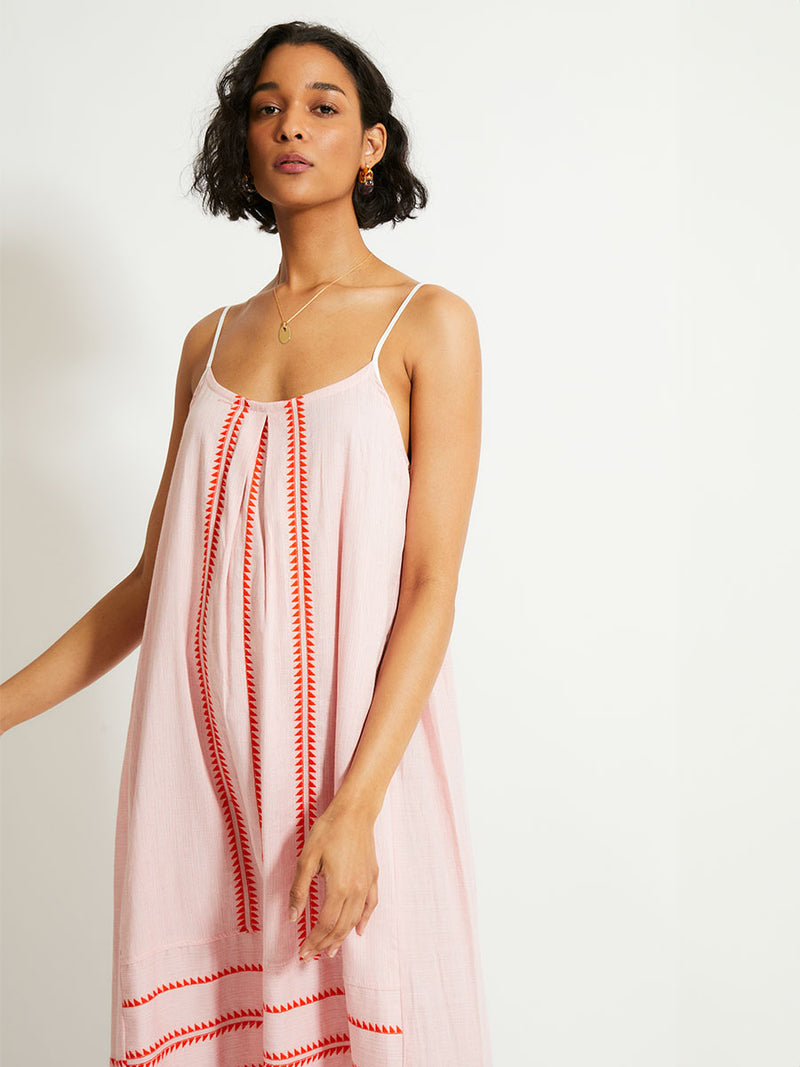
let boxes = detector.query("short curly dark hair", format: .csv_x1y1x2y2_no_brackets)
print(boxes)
187,20,429,234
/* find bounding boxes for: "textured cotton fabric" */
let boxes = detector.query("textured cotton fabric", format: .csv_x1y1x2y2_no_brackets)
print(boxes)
109,281,493,1066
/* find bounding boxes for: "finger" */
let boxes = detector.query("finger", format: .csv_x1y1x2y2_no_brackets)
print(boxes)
288,850,321,923
299,893,346,960
323,896,367,957
355,882,379,936
316,895,363,958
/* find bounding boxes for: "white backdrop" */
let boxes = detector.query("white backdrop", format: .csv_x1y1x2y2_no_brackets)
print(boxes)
2,2,799,1065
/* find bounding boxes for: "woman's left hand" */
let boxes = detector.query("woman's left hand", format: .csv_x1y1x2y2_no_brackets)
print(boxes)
288,799,380,961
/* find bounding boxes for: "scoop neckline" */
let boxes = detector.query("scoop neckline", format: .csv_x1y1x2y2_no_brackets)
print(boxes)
204,358,377,410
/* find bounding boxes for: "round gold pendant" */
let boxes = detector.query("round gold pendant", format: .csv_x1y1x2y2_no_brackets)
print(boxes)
279,321,292,344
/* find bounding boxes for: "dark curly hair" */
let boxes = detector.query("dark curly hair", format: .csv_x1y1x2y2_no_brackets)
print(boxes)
187,20,428,234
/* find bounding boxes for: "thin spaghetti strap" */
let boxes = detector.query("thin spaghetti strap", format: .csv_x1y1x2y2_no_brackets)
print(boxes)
371,282,427,387
205,306,231,373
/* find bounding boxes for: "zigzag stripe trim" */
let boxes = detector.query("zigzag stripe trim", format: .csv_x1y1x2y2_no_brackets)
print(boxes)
243,415,270,839
193,396,260,933
121,962,264,1007
347,1013,403,1034
113,1021,353,1067
122,1007,263,1066
122,969,344,1012
262,1033,351,1065
286,396,319,951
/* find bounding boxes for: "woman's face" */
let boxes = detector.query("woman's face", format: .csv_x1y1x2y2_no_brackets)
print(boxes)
245,42,384,212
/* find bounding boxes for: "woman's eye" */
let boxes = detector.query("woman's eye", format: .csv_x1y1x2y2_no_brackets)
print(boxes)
255,103,337,116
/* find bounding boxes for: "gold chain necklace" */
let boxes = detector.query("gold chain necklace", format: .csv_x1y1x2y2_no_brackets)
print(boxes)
271,250,374,344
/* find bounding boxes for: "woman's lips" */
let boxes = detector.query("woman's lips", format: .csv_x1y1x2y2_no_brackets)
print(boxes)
275,161,312,173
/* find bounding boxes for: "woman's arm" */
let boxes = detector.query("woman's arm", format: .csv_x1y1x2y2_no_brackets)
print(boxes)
287,285,482,960
0,313,218,737
0,573,149,737
334,287,483,818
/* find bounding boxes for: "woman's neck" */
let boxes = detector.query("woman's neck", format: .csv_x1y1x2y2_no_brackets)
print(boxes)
271,206,372,293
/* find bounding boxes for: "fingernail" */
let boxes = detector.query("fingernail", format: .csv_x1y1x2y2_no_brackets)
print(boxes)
288,906,297,922
328,946,338,958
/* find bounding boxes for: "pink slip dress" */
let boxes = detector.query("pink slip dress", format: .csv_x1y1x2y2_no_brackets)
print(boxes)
109,280,493,1066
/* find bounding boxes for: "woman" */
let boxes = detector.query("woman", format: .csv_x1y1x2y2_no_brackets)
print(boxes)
0,20,492,1066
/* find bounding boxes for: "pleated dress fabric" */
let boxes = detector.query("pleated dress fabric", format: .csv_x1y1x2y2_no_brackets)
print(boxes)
109,281,493,1067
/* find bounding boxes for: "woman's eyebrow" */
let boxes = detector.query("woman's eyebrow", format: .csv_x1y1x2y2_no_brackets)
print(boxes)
251,81,348,98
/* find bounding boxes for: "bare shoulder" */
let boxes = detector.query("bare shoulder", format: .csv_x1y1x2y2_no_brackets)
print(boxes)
132,303,235,587
183,304,237,394
404,283,481,384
